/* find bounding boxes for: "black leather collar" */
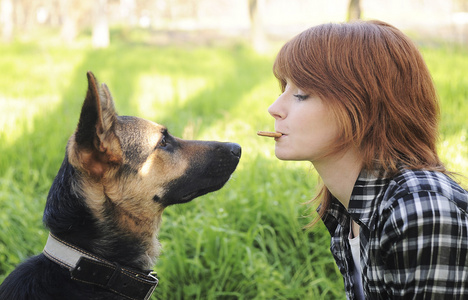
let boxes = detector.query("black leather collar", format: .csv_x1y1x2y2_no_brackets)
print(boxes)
43,233,158,300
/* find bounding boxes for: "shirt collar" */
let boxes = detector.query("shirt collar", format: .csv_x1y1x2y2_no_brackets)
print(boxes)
321,168,390,233
348,169,390,227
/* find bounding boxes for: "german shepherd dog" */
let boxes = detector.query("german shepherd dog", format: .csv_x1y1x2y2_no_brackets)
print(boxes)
0,72,241,300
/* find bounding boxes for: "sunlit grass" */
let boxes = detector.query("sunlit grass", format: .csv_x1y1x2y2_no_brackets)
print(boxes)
422,46,468,186
0,33,466,300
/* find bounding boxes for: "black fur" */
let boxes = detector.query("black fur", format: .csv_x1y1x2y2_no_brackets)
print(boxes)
0,155,146,300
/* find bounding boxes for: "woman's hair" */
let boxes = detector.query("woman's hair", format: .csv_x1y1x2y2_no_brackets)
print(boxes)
273,20,446,223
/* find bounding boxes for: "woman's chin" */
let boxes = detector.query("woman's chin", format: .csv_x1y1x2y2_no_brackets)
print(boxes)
275,151,299,161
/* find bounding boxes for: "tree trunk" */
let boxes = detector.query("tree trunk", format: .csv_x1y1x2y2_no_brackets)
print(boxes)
92,0,110,48
60,0,77,44
1,0,14,42
120,0,136,27
249,0,267,53
347,0,361,22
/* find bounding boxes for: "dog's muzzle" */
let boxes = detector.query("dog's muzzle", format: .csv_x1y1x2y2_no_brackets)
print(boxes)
43,233,158,300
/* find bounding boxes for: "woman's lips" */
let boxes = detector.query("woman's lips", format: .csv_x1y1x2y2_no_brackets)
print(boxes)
274,133,285,141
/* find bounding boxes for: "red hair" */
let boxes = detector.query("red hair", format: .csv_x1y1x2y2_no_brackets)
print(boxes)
273,20,446,222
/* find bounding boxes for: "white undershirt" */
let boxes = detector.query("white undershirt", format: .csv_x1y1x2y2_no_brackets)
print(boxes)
349,223,365,300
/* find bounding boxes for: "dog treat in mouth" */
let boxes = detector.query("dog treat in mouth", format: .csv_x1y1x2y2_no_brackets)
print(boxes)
257,131,282,138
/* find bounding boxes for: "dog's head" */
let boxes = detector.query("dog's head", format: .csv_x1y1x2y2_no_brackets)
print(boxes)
45,72,240,268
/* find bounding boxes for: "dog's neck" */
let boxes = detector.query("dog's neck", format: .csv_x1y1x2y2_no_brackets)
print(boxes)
43,158,162,271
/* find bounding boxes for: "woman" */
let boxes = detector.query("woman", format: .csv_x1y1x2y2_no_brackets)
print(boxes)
268,20,468,299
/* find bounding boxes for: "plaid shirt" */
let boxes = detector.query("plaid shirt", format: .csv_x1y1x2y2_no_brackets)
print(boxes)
321,168,468,299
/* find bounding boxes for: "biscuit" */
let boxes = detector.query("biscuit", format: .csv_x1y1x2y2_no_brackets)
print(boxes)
257,131,282,138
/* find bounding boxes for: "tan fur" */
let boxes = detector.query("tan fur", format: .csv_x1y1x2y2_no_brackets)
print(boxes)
67,115,194,269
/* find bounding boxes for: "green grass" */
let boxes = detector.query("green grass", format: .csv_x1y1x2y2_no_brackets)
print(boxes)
0,31,467,299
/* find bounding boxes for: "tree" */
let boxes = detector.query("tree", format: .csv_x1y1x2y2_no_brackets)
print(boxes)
248,0,267,53
120,0,137,27
1,0,14,42
92,0,110,48
60,0,78,44
347,0,361,22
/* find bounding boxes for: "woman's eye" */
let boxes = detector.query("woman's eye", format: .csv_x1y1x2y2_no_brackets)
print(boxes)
293,94,309,101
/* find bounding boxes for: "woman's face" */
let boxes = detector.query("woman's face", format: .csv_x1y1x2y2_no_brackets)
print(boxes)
268,81,340,162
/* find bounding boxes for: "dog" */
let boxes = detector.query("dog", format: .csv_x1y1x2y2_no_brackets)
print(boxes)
0,72,241,300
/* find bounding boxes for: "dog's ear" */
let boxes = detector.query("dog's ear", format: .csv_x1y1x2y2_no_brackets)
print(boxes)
70,71,122,178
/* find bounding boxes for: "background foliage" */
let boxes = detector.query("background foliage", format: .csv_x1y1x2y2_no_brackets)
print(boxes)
0,29,467,299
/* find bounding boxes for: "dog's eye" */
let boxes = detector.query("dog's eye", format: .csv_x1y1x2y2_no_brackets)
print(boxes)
159,136,167,148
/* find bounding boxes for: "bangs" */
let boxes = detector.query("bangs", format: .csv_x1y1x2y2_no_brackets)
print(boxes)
272,42,292,93
272,28,327,96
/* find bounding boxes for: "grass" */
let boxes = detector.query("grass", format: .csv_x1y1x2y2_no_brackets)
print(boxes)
0,31,467,299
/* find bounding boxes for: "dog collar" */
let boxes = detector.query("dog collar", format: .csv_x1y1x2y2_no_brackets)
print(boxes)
43,233,158,300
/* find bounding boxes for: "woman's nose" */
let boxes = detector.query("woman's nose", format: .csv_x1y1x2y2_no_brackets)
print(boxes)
268,97,285,120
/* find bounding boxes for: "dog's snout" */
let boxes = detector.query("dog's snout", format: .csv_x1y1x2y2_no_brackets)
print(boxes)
228,143,241,158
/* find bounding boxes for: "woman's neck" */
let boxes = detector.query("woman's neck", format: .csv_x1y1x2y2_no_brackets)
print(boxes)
313,147,363,209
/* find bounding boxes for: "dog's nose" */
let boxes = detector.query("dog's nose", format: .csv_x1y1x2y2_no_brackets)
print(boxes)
228,143,241,158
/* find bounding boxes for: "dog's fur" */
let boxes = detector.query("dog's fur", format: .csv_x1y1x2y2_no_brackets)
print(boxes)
0,72,241,299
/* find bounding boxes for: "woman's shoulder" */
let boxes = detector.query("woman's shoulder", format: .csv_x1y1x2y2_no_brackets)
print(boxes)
392,168,465,193
376,170,468,278
382,168,468,215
